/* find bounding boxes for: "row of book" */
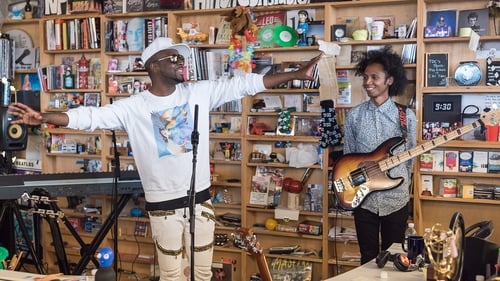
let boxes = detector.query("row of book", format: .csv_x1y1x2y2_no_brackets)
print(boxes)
422,175,500,200
188,47,230,81
45,17,101,51
103,17,168,52
37,58,101,91
420,150,500,174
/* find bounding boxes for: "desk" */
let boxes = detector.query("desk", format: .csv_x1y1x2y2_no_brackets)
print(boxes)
0,271,85,281
324,260,424,281
325,244,425,281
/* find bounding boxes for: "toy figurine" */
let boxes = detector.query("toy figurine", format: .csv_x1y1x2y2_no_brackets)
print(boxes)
296,10,311,46
95,247,115,281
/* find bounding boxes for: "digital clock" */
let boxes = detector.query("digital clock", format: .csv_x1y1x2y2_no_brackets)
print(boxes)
423,95,462,123
433,101,454,112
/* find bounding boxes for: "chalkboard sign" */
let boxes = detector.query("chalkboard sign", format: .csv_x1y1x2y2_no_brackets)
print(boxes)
426,53,449,87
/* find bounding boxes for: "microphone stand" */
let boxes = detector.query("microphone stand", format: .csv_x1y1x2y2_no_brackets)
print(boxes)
110,98,120,281
188,105,199,281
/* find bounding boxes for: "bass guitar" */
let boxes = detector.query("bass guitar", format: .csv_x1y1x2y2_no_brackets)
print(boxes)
332,109,498,210
232,227,272,281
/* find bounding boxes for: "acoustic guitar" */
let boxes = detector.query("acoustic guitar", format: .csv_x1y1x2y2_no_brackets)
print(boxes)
332,109,498,210
232,227,272,281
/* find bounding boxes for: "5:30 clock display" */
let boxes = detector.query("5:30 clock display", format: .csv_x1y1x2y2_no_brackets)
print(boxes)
433,102,454,112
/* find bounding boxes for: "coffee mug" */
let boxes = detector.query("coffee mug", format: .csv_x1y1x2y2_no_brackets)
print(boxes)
402,235,425,262
371,21,385,40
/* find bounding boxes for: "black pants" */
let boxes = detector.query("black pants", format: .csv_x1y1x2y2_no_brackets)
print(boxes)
353,204,408,264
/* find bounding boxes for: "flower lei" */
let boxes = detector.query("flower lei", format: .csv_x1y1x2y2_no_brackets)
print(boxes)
228,7,258,74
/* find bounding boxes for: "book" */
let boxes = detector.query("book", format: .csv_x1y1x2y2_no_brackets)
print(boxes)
419,153,433,171
304,93,321,113
458,151,473,172
143,0,161,11
215,19,231,44
126,0,143,12
103,0,124,14
431,150,444,172
256,166,285,207
487,151,500,173
255,11,287,27
108,75,119,94
444,150,459,172
269,258,313,281
461,184,474,199
211,257,235,281
249,175,270,206
472,151,488,173
125,18,145,51
210,257,236,281
440,178,458,198
421,175,433,196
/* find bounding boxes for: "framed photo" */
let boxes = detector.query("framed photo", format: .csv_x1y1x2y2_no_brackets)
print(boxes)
308,20,325,44
426,10,457,37
458,8,489,36
84,92,100,107
108,58,118,72
373,15,395,38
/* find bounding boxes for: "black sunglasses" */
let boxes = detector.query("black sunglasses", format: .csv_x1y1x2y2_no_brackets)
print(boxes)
155,54,185,64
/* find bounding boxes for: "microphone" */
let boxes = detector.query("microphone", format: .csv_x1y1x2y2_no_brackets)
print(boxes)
191,104,199,146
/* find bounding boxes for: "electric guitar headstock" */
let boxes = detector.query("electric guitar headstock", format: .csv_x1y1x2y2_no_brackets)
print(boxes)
232,227,263,257
479,107,500,127
232,227,272,281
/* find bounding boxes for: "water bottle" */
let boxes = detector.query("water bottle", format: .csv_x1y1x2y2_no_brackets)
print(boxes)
403,222,417,251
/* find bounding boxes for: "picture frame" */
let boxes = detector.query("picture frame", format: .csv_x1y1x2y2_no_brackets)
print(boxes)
373,15,395,38
84,92,100,107
425,10,457,37
458,8,489,36
308,20,325,44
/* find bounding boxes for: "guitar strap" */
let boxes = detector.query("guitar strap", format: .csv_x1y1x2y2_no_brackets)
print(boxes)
395,102,408,140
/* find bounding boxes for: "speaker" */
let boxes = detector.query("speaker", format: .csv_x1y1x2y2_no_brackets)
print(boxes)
0,107,27,151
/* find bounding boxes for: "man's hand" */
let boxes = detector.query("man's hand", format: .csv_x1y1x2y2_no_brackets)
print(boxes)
297,53,323,81
8,103,46,126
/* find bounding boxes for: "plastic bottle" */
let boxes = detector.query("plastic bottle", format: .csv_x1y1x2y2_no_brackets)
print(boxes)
63,67,74,89
24,0,32,19
403,222,417,250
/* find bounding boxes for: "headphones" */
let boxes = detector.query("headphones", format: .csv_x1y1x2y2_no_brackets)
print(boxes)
465,220,493,239
376,250,425,272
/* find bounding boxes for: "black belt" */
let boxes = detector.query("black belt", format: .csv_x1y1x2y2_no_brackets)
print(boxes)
145,188,211,211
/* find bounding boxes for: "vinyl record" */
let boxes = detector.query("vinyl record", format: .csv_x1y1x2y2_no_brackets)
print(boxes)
273,25,298,47
257,25,276,48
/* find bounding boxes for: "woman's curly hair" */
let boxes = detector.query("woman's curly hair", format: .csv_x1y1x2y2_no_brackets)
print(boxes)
354,46,408,97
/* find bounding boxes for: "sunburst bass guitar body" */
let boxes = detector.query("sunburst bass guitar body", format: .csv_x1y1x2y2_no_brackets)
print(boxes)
333,137,406,210
332,109,498,210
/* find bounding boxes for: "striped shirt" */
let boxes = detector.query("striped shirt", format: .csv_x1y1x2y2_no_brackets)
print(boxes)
343,98,417,216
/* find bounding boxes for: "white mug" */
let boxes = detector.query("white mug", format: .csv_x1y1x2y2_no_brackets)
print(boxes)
371,21,385,40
